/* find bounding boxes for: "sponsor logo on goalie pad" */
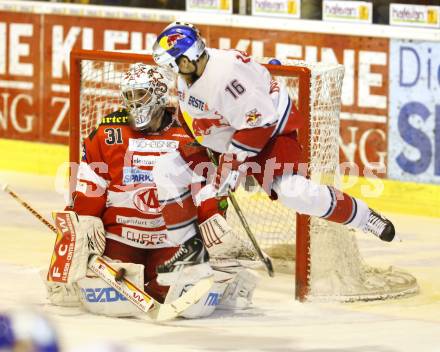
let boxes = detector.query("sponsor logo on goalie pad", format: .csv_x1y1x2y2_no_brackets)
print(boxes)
180,284,220,307
204,292,220,306
80,287,128,303
48,213,76,283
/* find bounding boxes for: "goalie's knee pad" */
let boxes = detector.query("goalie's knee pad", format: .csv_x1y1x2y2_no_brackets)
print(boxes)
199,214,256,260
77,261,144,317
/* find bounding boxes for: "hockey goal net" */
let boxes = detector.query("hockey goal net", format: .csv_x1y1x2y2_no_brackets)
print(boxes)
70,49,418,302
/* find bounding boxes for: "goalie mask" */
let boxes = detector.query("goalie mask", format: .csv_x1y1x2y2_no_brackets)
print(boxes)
120,63,176,131
152,22,206,73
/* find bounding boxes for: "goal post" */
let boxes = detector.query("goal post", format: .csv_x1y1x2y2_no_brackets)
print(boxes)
69,49,418,302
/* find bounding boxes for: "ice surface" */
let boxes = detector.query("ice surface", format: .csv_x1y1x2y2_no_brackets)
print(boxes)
1,171,439,352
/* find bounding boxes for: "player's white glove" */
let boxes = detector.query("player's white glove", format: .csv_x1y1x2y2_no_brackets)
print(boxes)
46,211,106,286
214,153,245,196
195,153,246,206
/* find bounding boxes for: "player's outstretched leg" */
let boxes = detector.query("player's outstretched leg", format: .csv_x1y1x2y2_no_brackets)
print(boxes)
272,174,395,242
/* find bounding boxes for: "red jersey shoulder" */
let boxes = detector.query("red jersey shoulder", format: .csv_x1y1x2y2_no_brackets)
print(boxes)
100,108,130,126
165,126,194,144
87,108,130,141
86,108,132,146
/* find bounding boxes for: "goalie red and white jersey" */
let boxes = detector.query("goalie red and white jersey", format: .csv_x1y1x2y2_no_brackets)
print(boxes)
178,48,301,157
69,108,193,249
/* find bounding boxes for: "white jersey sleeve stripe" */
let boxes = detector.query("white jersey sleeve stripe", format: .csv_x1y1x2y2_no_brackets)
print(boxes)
158,189,192,204
273,96,292,137
230,139,262,154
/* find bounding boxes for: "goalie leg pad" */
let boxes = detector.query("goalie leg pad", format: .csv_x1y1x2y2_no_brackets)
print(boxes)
40,269,80,307
163,262,221,319
77,261,144,317
216,267,259,311
177,281,227,319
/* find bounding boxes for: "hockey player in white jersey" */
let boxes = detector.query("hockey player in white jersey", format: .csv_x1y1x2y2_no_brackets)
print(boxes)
150,21,396,261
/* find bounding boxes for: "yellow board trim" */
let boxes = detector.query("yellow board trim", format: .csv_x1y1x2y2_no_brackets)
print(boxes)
1,138,439,218
0,138,68,176
342,175,440,218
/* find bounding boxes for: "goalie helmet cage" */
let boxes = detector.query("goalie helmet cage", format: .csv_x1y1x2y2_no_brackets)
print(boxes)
69,49,418,302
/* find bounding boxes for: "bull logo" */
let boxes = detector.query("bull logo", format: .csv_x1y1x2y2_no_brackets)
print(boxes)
159,33,185,50
192,116,229,137
245,109,262,127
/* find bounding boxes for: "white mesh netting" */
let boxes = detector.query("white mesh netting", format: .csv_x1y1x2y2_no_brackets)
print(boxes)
75,54,418,301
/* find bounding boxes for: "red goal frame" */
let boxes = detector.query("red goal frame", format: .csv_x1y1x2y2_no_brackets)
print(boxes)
69,49,313,301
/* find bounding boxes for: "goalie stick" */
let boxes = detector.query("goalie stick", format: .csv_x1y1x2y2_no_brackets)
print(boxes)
2,183,213,321
206,149,275,277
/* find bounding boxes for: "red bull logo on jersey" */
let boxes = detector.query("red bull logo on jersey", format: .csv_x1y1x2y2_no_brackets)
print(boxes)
192,115,229,137
159,33,185,50
245,108,262,127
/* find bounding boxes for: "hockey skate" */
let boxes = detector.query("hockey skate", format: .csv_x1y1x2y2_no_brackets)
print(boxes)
363,209,395,242
156,234,209,277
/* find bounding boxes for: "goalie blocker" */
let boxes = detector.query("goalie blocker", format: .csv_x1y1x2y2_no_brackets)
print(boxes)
45,211,106,308
44,211,154,317
47,211,105,285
